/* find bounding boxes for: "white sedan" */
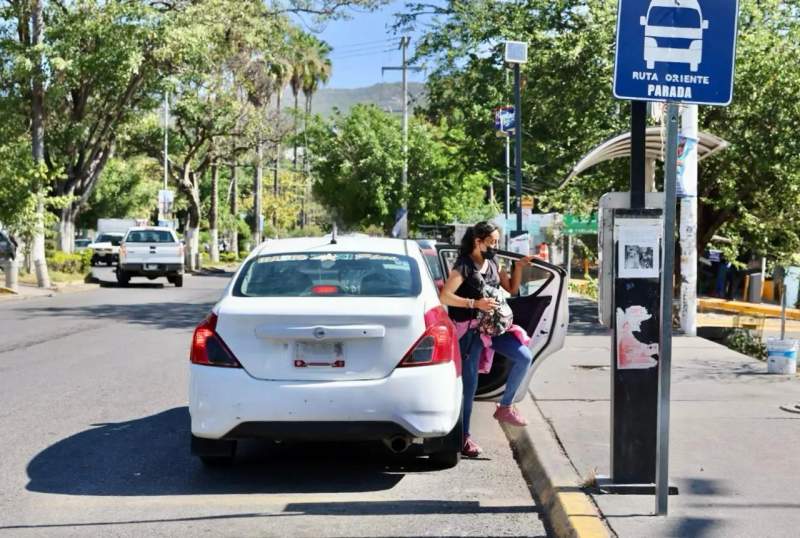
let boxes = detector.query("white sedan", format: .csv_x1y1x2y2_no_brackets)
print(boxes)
189,235,567,468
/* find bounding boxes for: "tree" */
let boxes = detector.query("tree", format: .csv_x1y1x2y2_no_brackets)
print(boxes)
300,37,332,226
76,157,161,229
306,104,489,233
403,0,800,261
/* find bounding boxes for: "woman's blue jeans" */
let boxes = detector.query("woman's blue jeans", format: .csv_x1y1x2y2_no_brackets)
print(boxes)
459,330,533,438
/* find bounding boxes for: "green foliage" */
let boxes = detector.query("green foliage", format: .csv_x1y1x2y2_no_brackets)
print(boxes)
46,250,91,274
569,276,598,301
724,329,767,361
405,0,800,260
77,157,160,229
306,104,489,233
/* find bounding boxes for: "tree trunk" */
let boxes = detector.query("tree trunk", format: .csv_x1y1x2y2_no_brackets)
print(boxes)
293,90,299,170
254,139,264,245
31,0,49,288
209,160,219,263
57,205,78,254
181,170,201,271
273,95,282,227
229,163,238,256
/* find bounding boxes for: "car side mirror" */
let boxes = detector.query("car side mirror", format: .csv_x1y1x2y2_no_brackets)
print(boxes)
702,20,709,30
640,15,647,25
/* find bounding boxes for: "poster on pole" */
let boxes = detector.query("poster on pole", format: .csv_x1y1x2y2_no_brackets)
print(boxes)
617,225,661,279
676,135,698,197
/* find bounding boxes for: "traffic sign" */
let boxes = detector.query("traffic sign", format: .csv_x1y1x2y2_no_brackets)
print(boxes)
613,0,739,105
494,106,515,134
564,214,598,235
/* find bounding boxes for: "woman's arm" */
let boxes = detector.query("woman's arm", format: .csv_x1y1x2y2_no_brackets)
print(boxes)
440,269,497,311
500,255,536,295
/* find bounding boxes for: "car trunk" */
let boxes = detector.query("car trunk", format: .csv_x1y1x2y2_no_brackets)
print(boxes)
216,296,425,381
123,243,181,265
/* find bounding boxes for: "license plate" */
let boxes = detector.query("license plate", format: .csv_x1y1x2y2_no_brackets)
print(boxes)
294,342,345,367
144,264,159,270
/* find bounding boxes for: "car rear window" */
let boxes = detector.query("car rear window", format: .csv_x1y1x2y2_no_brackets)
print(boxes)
96,234,123,246
234,252,422,297
125,230,176,243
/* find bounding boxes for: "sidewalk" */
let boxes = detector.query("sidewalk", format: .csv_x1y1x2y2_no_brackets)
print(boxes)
0,280,97,302
527,297,800,538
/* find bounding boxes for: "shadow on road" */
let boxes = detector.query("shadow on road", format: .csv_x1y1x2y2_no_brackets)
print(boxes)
20,301,214,330
568,297,609,336
25,407,430,497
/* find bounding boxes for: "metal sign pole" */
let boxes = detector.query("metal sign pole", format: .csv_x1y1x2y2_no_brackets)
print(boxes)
514,63,523,234
656,102,679,515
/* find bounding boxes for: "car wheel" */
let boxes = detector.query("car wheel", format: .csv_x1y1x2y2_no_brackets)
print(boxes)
429,449,460,469
192,435,236,466
173,275,183,287
425,406,463,469
116,270,130,286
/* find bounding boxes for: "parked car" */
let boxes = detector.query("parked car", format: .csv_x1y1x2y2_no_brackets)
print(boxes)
74,238,92,252
0,229,17,261
190,235,462,468
117,227,184,286
189,235,568,468
89,233,124,265
415,239,445,291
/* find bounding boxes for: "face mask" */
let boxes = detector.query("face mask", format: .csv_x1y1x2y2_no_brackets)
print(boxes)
483,246,497,260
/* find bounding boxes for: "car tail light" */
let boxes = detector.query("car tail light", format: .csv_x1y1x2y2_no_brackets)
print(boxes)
190,313,242,368
399,306,461,375
311,285,340,295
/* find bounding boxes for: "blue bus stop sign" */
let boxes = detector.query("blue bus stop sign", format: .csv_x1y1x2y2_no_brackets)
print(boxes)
613,0,739,105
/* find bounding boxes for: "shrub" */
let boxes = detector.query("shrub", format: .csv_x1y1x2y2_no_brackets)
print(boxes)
724,329,767,361
220,252,238,263
47,250,90,274
569,275,599,301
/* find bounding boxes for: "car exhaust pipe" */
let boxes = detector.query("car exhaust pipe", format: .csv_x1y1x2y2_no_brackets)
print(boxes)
384,435,412,454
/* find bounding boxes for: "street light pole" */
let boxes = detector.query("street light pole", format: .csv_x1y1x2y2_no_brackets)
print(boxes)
514,62,523,234
382,37,422,238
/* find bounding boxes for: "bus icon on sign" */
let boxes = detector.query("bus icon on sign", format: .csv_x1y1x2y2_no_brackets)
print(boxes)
640,0,709,72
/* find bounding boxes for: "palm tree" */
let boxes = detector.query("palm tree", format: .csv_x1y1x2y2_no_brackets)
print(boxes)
302,39,332,119
289,32,319,170
299,39,331,228
270,58,291,213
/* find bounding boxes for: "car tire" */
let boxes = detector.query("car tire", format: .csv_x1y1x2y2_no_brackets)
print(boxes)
192,435,236,466
425,406,463,469
116,269,130,286
173,275,183,287
429,449,460,469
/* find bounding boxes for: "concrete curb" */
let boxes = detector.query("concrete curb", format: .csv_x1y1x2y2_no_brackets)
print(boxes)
500,394,611,538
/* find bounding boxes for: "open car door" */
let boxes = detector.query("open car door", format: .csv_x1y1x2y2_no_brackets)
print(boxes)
437,246,569,401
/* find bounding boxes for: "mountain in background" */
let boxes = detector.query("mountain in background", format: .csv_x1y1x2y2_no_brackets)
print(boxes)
286,82,427,117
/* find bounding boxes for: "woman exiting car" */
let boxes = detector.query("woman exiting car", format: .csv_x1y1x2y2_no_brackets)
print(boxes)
439,221,537,458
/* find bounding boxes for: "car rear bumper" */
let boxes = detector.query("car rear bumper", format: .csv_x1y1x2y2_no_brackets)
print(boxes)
189,362,462,440
119,263,183,276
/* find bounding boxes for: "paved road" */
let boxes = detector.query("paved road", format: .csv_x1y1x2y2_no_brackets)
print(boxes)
0,267,547,537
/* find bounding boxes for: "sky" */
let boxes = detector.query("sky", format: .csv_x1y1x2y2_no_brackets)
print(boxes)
296,1,431,89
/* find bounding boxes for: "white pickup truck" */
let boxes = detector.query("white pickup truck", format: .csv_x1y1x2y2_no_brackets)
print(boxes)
117,227,184,287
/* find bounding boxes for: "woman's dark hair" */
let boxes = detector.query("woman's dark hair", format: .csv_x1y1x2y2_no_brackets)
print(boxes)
459,221,498,258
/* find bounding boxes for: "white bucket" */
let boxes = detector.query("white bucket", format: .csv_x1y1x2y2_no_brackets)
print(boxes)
766,338,798,374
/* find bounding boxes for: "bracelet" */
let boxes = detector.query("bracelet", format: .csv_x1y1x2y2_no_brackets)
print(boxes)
467,298,475,309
